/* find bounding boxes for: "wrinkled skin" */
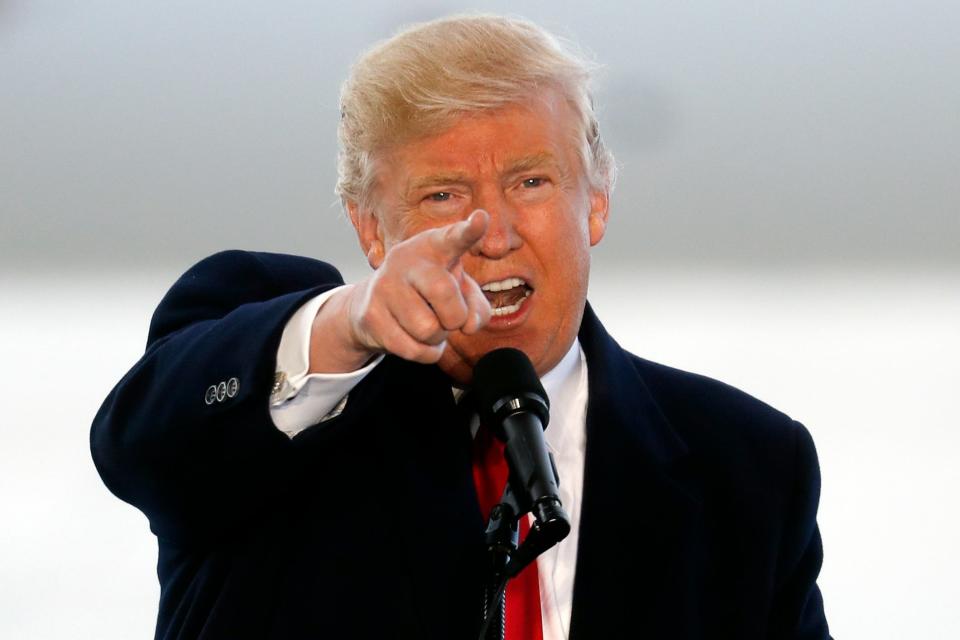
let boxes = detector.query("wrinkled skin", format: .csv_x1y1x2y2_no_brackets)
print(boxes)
312,89,609,383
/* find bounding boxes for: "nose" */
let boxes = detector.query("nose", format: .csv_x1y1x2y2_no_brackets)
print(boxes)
471,192,522,259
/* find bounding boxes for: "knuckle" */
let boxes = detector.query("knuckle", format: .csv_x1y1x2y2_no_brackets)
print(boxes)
367,276,393,302
422,327,447,345
438,305,468,331
408,314,441,343
423,274,456,301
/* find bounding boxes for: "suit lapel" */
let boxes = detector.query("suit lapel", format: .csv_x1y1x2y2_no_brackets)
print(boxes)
346,305,707,637
570,304,707,638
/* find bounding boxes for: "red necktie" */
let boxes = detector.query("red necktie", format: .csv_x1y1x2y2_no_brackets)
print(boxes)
472,423,544,640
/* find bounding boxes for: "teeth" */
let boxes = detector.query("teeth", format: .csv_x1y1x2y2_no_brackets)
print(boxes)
490,288,532,316
481,277,526,292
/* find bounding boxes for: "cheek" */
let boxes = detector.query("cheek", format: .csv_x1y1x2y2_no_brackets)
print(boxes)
529,208,591,277
379,210,425,248
541,233,591,303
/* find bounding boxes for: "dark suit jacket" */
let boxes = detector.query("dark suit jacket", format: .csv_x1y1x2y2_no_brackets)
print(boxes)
91,250,831,639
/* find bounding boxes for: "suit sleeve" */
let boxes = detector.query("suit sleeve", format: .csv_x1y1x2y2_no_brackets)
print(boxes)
769,421,832,639
90,250,344,544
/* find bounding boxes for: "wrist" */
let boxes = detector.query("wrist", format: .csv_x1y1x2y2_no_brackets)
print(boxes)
308,286,377,374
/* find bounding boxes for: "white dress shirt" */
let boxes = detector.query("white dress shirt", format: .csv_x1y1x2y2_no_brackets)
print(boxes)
269,288,589,639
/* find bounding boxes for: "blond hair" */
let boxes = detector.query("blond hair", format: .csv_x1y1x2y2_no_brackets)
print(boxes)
336,14,616,208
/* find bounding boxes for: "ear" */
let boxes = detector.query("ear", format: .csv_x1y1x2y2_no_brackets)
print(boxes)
346,200,385,269
587,188,609,247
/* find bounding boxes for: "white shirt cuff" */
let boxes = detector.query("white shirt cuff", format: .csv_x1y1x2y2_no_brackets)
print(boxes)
269,284,383,438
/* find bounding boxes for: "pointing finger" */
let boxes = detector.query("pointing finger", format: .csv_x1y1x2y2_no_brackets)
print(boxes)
431,209,489,266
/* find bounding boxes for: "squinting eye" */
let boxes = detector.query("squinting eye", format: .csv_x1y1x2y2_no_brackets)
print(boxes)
522,178,545,188
427,192,452,202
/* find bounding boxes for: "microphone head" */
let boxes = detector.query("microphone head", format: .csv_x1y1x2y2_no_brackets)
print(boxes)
473,348,550,432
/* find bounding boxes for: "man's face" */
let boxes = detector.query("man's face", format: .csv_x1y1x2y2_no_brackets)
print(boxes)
355,89,609,381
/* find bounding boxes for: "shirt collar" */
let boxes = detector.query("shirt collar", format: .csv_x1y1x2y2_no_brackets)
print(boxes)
540,338,583,412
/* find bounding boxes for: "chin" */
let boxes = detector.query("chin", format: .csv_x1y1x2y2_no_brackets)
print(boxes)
437,356,474,386
438,336,517,385
439,335,544,386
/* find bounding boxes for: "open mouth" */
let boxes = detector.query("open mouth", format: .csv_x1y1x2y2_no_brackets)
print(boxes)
480,277,533,317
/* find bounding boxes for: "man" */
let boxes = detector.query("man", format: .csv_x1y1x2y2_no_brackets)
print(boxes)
92,14,831,639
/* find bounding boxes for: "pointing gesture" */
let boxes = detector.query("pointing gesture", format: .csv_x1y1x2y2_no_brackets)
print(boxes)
428,208,490,268
309,210,493,372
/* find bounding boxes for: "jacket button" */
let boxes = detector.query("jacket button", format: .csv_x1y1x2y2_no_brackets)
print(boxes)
216,381,227,402
204,385,218,405
226,377,239,398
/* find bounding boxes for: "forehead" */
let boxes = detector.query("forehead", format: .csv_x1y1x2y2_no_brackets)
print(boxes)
379,90,582,180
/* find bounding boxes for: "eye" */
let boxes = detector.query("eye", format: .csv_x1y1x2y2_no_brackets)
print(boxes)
522,177,546,188
427,191,452,202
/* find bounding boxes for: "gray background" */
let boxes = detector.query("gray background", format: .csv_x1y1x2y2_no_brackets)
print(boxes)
2,2,959,638
3,0,958,272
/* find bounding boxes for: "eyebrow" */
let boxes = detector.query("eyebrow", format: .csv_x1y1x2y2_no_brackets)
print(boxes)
408,172,471,192
407,152,559,193
504,151,557,176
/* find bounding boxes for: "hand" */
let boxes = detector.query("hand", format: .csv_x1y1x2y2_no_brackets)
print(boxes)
309,210,493,372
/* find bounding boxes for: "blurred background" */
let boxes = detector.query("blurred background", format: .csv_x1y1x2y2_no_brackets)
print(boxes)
2,0,957,637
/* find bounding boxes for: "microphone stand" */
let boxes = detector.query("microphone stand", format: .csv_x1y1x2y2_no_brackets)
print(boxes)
478,457,570,640
479,487,517,640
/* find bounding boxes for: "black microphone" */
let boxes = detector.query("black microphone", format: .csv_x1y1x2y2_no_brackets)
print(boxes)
473,348,571,548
